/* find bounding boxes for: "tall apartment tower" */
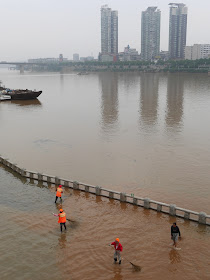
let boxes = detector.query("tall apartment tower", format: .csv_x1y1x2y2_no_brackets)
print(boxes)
101,5,118,55
168,3,188,59
141,7,161,61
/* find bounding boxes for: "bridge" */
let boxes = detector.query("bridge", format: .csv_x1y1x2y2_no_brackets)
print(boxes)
0,61,50,73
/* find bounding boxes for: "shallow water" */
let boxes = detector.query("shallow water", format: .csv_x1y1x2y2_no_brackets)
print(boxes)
0,166,210,280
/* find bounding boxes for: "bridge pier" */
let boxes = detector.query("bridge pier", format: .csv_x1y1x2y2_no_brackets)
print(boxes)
20,65,24,74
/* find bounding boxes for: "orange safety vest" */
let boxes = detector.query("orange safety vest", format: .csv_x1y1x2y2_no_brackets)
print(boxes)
56,187,63,197
58,212,66,223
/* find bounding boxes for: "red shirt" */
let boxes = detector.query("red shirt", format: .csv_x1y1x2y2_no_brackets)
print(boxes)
111,242,123,252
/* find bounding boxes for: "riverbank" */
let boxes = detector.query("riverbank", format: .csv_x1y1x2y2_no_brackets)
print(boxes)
31,65,209,74
23,58,210,74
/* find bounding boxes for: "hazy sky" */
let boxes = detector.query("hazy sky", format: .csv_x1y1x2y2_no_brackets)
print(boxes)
1,0,210,61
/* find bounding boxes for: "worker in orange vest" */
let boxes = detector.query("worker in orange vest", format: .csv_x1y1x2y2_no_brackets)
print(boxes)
55,185,63,203
53,209,67,232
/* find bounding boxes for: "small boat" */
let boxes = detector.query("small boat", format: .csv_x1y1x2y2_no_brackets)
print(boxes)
0,94,11,101
4,89,42,100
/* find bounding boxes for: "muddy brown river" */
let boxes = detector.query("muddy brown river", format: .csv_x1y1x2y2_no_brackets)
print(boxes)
0,70,210,279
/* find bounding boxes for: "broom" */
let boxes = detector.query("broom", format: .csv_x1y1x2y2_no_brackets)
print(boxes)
123,256,141,271
108,245,141,271
66,218,76,222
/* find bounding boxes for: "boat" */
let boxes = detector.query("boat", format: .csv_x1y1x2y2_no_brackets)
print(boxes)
0,80,42,100
0,94,11,101
4,89,42,100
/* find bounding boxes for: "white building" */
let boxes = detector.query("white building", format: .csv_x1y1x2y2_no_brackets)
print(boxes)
99,53,115,62
118,45,140,61
80,56,94,62
185,44,210,60
28,58,58,63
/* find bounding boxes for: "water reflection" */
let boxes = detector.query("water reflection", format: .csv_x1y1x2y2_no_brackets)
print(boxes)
140,73,159,126
99,73,119,132
10,99,42,107
0,164,27,184
58,233,67,249
112,267,123,280
169,249,181,264
166,74,184,127
119,72,139,93
59,74,64,92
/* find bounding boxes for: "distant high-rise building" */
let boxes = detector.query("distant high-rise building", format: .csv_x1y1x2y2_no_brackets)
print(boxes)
141,7,161,61
168,3,188,59
101,5,118,55
111,10,118,55
73,53,79,62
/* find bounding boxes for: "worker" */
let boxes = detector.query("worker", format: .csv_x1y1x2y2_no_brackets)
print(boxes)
171,222,181,249
53,209,67,232
110,238,123,264
55,185,63,203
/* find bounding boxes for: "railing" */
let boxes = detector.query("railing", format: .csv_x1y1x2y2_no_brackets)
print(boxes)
0,155,209,226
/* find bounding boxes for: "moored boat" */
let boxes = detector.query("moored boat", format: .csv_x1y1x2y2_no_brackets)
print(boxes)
4,89,42,100
0,80,42,100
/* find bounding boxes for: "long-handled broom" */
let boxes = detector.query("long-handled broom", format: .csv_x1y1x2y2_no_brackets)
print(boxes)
123,256,141,271
108,245,141,271
66,218,76,222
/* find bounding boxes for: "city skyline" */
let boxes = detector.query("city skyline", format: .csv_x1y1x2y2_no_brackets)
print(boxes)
1,0,210,61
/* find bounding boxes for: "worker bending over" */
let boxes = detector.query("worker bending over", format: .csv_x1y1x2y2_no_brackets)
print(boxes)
55,185,63,203
110,238,123,264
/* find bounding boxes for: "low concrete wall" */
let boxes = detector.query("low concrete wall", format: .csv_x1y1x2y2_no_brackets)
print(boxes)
0,155,209,226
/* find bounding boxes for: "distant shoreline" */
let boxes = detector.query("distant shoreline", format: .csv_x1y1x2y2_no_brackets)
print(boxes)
29,60,210,74
2,58,210,75
36,69,210,74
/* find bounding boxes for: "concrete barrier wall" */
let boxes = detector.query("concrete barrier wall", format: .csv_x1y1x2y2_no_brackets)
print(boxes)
0,155,209,226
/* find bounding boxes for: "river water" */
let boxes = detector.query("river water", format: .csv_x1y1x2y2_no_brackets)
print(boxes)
0,70,210,279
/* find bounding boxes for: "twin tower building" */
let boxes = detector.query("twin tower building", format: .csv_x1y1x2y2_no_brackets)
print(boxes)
101,3,188,61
